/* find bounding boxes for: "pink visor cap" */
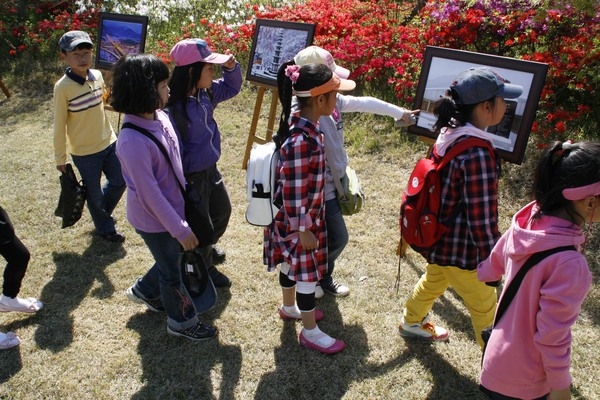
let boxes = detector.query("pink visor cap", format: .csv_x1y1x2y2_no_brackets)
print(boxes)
170,39,230,67
294,46,350,79
563,181,600,200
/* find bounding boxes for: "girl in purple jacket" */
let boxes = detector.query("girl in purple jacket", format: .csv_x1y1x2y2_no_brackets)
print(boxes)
166,39,243,288
478,141,600,400
113,54,217,342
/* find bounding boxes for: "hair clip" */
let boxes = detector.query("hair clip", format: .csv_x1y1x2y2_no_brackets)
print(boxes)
562,140,573,150
285,65,301,84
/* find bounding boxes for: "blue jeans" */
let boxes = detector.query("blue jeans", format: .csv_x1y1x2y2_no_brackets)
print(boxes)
134,230,199,330
322,198,349,285
71,142,125,236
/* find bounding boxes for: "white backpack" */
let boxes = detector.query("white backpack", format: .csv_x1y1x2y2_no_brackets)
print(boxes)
245,141,280,226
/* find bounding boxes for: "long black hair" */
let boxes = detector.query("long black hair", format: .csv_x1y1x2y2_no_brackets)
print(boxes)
110,54,170,114
166,61,213,141
533,140,600,223
274,61,332,148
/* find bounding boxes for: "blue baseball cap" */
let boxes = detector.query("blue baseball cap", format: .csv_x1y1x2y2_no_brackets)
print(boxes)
450,67,523,105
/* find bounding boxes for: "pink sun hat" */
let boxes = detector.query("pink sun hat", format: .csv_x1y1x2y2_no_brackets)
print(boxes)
170,38,231,67
294,46,350,79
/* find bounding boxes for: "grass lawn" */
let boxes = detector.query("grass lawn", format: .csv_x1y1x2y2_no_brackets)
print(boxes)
0,72,598,399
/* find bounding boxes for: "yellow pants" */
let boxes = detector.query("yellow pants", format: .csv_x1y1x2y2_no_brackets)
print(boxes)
403,263,497,349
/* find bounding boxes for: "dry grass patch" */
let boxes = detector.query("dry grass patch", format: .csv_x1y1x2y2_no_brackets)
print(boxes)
0,77,598,399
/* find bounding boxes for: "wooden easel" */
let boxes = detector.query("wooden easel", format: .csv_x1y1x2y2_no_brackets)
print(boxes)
241,83,279,169
0,78,11,98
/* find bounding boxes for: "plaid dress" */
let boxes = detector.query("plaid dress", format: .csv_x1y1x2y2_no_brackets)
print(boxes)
263,116,328,282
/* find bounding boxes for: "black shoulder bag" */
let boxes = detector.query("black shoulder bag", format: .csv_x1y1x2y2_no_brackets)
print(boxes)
481,245,577,356
122,122,215,248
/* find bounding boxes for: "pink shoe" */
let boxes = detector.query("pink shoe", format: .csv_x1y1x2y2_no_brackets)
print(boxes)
299,330,346,354
279,307,324,322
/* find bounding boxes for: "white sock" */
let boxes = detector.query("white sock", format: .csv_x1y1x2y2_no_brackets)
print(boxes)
302,326,335,347
282,304,301,318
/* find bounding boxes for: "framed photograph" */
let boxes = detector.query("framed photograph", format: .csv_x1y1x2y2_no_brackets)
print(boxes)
95,12,149,70
246,19,316,87
408,46,548,164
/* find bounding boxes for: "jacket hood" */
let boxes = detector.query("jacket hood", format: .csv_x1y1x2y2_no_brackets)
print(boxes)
506,201,584,264
435,124,494,156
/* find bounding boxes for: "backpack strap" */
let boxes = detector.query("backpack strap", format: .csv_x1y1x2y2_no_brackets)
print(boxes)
121,122,187,196
493,245,577,326
435,137,495,169
432,136,496,226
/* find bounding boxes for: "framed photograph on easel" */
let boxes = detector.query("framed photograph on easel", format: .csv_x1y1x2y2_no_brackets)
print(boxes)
246,19,316,88
95,12,148,70
408,46,548,164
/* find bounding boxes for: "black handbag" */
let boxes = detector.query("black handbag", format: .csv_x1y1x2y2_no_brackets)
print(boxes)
180,248,217,314
121,122,215,247
54,163,87,228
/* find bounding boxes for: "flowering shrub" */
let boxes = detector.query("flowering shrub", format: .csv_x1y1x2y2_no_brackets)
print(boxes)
1,0,599,141
0,0,99,70
420,0,600,141
250,0,423,103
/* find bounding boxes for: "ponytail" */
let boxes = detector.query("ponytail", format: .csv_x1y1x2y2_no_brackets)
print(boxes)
274,59,295,149
274,62,334,148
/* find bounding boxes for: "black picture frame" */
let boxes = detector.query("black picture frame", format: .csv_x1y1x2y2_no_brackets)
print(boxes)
408,46,548,164
246,19,316,88
95,12,149,70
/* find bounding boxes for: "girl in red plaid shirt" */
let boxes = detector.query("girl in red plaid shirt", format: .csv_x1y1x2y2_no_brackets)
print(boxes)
264,62,354,354
399,67,524,348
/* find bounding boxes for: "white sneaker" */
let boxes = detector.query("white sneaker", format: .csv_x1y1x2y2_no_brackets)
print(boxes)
399,315,449,341
314,284,324,299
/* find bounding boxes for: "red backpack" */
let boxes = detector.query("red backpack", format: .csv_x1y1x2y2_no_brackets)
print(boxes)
400,137,495,255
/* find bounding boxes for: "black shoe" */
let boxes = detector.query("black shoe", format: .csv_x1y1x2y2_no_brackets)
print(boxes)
167,321,218,341
211,246,226,265
126,285,164,312
321,280,350,297
101,231,125,243
208,266,231,288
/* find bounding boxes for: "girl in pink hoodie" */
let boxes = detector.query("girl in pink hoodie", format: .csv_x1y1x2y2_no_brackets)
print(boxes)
478,141,600,400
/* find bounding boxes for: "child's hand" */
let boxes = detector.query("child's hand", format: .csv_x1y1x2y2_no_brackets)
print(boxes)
223,49,237,70
395,109,419,127
298,230,318,251
179,231,199,251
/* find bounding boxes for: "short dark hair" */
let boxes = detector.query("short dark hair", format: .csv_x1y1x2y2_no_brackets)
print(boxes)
109,54,170,114
61,43,93,55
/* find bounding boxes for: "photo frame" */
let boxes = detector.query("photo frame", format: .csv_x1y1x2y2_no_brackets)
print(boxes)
408,46,548,164
246,19,316,87
95,12,149,70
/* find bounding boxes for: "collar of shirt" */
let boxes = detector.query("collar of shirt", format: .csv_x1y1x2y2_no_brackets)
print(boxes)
65,68,96,85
